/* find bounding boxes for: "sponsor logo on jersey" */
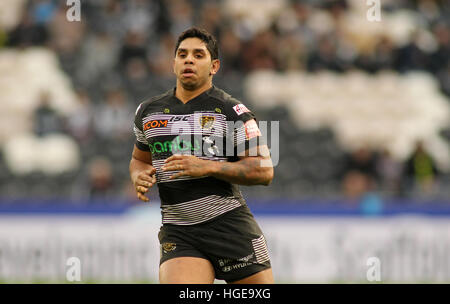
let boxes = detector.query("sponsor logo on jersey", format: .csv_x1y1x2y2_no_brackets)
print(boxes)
149,136,201,154
169,116,189,122
199,116,215,129
144,119,168,130
232,104,250,116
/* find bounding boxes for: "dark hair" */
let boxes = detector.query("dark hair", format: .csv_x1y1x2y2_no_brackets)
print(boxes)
174,27,219,60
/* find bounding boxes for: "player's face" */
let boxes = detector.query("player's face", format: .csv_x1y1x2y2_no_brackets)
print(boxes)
173,37,219,90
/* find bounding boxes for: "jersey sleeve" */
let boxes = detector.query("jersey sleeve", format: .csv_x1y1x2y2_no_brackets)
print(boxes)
133,103,150,151
225,98,265,156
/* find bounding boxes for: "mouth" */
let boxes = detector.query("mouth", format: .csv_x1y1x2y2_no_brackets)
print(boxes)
182,68,195,77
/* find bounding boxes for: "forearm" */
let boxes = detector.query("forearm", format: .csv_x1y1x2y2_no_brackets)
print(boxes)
129,157,153,181
208,157,273,186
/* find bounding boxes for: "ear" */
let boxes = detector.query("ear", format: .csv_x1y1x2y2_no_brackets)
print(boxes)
210,59,220,76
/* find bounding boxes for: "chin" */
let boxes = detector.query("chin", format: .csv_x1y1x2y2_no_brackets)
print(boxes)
181,80,200,90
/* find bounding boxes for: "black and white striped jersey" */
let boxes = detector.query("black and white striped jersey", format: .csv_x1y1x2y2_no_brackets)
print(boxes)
133,85,262,225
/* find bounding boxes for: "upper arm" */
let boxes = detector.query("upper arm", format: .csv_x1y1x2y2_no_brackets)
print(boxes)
223,97,270,163
233,118,273,169
132,102,152,163
234,118,270,162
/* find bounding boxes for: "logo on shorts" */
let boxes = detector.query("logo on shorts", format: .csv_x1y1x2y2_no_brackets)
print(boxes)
199,116,215,129
162,242,177,253
222,266,232,272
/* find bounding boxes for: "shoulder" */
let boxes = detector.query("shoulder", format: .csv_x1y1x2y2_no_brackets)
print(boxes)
207,86,242,107
207,86,254,119
134,89,173,117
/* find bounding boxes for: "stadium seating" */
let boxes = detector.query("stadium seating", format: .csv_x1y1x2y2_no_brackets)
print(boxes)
0,0,448,201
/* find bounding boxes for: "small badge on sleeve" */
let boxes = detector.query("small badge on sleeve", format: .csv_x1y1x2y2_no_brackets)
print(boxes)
233,104,250,116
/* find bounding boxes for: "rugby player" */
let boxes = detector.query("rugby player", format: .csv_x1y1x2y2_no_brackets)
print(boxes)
129,27,274,284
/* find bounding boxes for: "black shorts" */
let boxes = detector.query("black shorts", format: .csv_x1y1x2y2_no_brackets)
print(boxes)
158,205,271,283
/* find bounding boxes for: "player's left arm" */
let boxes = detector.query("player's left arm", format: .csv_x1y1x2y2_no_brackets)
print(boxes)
162,145,273,186
209,144,274,185
162,144,274,186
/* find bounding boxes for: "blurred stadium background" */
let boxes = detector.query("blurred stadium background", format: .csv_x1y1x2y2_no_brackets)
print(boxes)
0,0,449,283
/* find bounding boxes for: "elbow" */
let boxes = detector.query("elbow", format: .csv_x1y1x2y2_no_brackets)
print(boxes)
261,167,274,186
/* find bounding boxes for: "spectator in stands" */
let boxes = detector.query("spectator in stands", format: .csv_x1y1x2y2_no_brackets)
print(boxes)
93,88,133,142
217,29,243,74
2,0,450,201
197,1,222,38
242,30,278,71
67,89,95,145
34,91,64,136
123,57,152,102
165,0,194,37
356,35,396,73
118,30,148,68
7,10,48,47
148,32,176,78
75,30,119,86
375,148,403,196
429,22,449,73
342,170,373,200
403,140,440,196
307,34,344,72
276,32,307,71
47,2,85,55
394,31,430,72
87,156,115,199
341,147,378,199
430,22,450,95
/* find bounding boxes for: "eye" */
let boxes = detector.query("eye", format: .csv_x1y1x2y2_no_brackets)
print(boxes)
195,54,204,58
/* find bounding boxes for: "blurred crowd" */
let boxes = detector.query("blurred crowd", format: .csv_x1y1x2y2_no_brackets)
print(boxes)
0,0,449,203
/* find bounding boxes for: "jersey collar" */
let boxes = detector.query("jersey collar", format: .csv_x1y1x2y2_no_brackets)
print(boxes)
172,85,215,105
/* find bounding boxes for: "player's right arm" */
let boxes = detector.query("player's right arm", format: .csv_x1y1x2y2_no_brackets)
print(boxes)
129,145,156,202
130,102,157,202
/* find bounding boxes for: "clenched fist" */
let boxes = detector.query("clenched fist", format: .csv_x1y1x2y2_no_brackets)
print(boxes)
131,168,157,202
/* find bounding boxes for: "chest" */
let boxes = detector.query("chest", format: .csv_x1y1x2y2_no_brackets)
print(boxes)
141,110,228,139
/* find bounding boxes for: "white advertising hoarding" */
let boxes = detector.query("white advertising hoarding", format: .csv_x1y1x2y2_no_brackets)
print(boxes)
0,205,449,283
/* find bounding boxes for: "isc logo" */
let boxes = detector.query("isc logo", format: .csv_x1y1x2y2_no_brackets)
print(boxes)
169,116,189,122
144,120,168,130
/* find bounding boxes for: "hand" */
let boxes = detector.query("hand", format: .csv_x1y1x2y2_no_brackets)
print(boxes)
132,168,157,202
162,155,212,180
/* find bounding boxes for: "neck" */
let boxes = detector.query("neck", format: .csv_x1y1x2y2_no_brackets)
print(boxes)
175,80,212,104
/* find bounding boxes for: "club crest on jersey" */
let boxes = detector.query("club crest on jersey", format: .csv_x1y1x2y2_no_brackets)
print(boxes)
199,116,215,129
162,242,176,253
143,119,168,130
233,104,250,116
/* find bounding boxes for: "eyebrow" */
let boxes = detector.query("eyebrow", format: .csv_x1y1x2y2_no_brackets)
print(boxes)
177,48,206,53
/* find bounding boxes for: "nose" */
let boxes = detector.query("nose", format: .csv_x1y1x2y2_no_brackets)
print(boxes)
184,53,194,64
